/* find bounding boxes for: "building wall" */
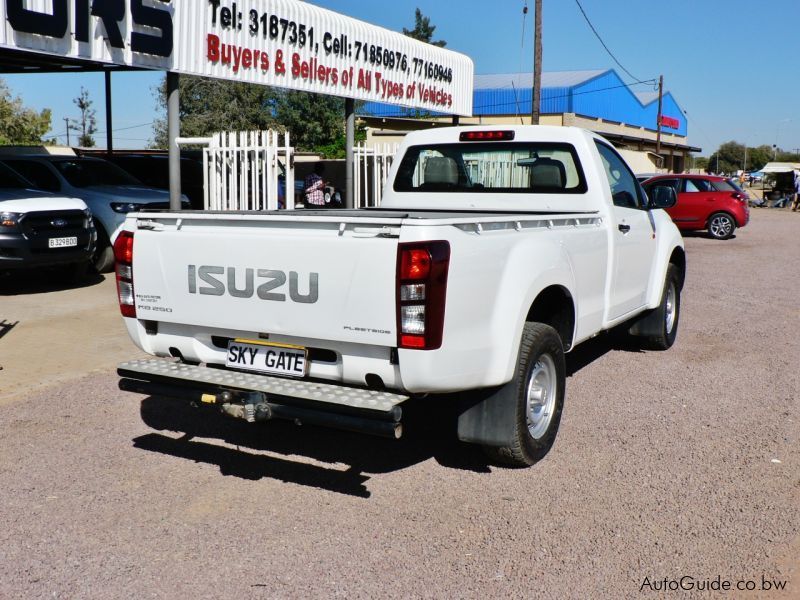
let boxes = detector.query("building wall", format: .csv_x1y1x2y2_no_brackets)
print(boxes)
571,71,688,137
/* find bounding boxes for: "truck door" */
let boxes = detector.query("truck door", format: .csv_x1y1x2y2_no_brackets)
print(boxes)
595,141,658,320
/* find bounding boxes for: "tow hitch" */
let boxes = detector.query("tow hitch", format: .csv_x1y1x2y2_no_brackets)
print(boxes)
200,390,272,423
117,360,405,439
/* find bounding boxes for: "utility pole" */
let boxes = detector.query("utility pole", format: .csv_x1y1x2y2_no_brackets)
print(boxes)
531,0,542,124
64,117,71,146
743,145,747,172
655,75,663,155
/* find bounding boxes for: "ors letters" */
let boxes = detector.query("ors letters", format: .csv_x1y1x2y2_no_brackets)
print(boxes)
5,0,173,57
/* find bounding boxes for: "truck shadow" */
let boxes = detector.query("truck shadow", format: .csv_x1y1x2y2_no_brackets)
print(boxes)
132,333,631,497
565,329,645,376
135,393,490,498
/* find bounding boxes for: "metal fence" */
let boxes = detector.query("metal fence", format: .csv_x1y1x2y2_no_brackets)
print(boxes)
201,130,294,211
353,142,398,208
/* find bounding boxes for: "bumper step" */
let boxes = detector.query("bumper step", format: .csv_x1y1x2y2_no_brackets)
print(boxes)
117,358,407,421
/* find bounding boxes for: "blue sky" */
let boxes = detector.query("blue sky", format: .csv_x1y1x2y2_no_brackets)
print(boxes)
4,0,798,155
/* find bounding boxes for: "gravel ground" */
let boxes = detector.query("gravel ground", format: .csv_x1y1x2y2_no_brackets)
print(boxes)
0,209,798,599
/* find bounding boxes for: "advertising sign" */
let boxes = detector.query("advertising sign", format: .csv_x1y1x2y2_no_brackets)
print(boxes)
0,0,474,115
659,115,680,129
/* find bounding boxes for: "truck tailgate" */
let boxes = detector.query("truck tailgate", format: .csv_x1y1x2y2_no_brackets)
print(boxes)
130,215,400,347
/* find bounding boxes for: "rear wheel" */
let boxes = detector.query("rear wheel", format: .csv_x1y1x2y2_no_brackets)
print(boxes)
92,222,115,273
707,212,735,240
636,264,681,350
483,323,565,467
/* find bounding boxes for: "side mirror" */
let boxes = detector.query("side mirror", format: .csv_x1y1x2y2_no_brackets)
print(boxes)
648,185,677,209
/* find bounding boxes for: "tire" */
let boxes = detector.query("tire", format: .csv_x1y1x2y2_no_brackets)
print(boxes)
638,264,681,350
707,212,736,240
483,323,566,467
92,223,115,273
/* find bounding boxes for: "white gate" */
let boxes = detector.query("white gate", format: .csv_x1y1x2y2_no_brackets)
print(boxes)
202,130,294,211
353,142,398,208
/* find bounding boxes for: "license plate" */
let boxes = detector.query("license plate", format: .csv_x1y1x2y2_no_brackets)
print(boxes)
225,339,307,378
48,236,77,248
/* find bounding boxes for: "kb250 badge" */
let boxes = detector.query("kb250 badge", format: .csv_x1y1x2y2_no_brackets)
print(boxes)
5,0,173,57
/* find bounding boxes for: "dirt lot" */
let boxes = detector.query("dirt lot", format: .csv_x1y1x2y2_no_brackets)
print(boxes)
0,209,798,599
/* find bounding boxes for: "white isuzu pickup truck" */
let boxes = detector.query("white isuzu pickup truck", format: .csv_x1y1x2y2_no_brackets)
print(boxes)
116,126,685,467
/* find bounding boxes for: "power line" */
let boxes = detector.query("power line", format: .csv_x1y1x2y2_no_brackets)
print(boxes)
50,121,154,140
95,121,153,135
573,0,648,84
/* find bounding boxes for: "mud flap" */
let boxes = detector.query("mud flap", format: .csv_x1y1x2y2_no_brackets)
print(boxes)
628,307,661,337
456,380,517,448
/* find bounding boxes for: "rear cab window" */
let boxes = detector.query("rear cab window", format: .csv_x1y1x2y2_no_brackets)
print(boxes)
393,142,587,194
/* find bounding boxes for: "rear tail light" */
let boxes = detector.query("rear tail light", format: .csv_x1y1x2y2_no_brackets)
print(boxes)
732,192,747,202
396,241,450,350
114,231,136,318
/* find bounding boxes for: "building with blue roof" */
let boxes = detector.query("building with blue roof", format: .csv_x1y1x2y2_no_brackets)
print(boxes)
360,68,700,173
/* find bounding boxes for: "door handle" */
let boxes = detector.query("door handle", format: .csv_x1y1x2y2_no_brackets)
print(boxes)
618,223,631,233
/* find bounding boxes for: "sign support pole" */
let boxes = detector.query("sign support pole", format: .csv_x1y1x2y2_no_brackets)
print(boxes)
345,98,354,209
104,70,113,157
167,71,182,210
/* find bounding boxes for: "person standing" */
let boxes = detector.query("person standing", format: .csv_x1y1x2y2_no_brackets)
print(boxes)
303,163,327,208
792,170,800,212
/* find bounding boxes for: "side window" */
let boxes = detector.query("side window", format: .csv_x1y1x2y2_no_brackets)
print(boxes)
688,178,712,192
9,161,61,192
594,142,643,209
646,178,679,195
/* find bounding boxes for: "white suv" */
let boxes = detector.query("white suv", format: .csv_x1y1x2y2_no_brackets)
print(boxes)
1,156,188,272
0,162,95,279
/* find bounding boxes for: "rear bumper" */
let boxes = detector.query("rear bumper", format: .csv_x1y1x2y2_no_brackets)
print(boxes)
118,358,407,438
738,205,750,227
0,231,95,269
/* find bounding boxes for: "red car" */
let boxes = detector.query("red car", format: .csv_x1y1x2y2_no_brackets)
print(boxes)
642,174,749,240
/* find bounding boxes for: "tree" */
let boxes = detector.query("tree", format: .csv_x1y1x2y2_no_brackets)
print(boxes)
707,141,778,174
0,79,51,145
707,141,749,174
773,148,800,163
274,91,346,153
150,75,351,157
746,145,773,171
73,87,97,147
151,76,280,148
403,8,446,47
